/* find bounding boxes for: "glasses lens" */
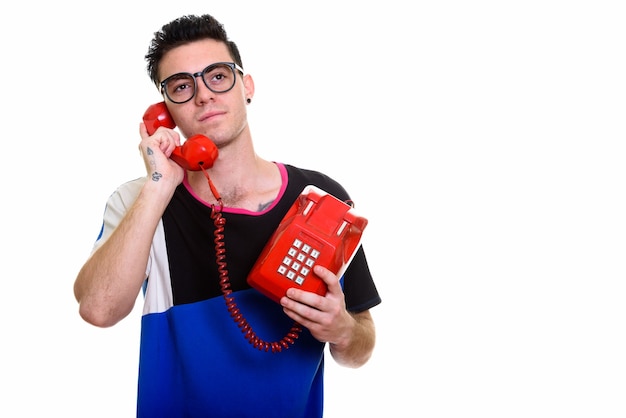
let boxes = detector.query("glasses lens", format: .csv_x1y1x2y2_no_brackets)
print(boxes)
164,74,195,104
202,63,236,93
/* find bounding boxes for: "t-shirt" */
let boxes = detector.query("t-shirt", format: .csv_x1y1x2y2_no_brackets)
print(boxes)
93,163,381,418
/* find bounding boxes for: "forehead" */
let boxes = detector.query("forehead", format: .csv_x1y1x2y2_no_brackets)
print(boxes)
159,39,232,79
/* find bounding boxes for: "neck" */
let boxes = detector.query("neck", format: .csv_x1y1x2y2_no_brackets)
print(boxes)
186,156,281,211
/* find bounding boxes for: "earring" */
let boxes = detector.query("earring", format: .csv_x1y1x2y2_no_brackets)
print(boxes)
246,98,251,104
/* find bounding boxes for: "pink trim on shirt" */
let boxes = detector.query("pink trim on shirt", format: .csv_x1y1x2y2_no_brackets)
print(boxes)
182,162,288,215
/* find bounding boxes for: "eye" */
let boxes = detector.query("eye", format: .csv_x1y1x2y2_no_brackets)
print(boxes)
205,66,231,85
173,82,192,93
169,76,193,93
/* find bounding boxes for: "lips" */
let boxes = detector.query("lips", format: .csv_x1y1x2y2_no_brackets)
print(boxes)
199,110,226,121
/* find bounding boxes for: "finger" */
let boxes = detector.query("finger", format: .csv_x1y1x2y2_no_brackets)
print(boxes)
313,265,341,292
139,122,150,140
283,286,323,309
282,299,322,326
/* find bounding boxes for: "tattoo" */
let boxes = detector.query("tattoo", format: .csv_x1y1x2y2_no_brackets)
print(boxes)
257,200,274,212
145,147,157,169
145,146,162,181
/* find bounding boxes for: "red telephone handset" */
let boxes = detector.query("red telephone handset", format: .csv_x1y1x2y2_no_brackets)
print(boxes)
142,102,218,171
247,185,368,303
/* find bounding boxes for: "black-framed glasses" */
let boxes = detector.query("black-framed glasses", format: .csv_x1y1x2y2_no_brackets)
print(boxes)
160,62,244,104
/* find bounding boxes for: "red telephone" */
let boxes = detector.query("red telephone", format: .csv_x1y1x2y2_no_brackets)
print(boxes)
142,102,218,171
247,185,368,303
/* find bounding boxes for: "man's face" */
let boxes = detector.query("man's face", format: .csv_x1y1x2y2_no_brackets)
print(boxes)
158,39,251,145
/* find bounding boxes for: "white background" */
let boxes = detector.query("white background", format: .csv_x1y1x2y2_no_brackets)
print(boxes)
1,1,624,417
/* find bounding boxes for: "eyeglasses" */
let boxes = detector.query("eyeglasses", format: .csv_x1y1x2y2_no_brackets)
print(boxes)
160,62,244,104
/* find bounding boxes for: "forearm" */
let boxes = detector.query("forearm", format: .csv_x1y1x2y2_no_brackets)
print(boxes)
74,182,173,327
329,310,376,368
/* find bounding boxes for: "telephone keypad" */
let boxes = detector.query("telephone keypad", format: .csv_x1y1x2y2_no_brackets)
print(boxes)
278,238,321,286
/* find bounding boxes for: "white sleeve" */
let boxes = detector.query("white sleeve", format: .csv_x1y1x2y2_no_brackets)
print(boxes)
91,177,147,253
91,176,174,314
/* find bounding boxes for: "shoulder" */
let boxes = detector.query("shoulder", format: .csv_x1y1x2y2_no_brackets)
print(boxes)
106,177,147,209
283,164,351,201
115,177,146,195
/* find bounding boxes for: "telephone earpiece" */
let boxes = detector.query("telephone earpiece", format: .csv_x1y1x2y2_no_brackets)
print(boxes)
142,102,218,171
143,102,176,133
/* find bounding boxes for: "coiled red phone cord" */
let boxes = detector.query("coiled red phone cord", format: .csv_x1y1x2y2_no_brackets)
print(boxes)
201,167,303,353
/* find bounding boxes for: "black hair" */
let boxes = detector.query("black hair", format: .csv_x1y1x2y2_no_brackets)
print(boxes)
145,14,243,88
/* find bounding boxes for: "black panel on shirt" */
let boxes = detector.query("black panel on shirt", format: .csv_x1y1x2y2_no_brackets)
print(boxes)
160,164,381,312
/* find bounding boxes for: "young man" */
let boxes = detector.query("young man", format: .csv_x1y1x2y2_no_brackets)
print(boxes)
73,14,381,418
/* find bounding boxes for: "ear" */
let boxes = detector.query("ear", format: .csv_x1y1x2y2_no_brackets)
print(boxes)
243,73,255,102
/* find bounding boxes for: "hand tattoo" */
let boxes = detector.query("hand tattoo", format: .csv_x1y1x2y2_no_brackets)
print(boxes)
146,146,161,182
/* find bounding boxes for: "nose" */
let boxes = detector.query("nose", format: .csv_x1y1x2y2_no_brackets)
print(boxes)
194,73,216,104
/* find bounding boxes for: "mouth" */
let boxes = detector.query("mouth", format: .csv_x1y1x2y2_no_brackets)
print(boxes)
199,110,226,122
